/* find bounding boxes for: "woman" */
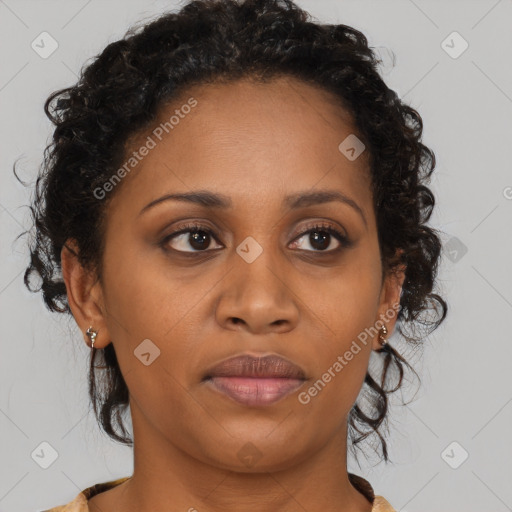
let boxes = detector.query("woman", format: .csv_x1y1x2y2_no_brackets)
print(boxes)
24,0,447,510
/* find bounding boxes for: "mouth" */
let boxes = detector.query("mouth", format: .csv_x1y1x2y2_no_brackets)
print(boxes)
202,354,307,407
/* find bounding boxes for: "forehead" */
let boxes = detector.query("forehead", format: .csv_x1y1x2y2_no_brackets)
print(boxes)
110,76,372,217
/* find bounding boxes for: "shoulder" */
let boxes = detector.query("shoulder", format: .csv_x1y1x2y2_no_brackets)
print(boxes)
40,492,87,512
372,495,396,512
39,477,131,512
347,472,396,512
41,475,394,512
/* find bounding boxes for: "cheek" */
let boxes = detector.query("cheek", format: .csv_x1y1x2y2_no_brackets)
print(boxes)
99,235,223,395
298,308,374,429
100,230,198,342
297,256,381,415
300,248,382,340
100,252,204,430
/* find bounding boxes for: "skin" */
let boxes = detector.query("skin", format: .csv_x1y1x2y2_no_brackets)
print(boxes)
61,76,405,512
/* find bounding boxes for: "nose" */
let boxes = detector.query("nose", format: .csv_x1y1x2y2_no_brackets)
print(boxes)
215,254,300,335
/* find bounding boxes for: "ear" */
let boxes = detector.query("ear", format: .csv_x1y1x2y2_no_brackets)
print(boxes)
373,249,406,351
61,239,111,349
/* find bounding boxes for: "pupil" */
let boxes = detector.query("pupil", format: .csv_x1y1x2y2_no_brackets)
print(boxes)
187,230,331,251
311,230,330,250
190,230,209,250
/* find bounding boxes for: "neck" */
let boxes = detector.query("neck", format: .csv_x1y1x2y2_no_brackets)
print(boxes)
118,398,373,512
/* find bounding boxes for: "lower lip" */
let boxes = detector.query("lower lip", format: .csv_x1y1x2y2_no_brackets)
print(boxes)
205,376,305,406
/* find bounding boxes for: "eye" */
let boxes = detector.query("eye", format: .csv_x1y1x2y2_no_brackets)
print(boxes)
290,222,351,252
161,222,222,253
160,220,352,255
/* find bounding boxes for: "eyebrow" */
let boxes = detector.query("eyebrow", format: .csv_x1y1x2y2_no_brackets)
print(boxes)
138,189,367,227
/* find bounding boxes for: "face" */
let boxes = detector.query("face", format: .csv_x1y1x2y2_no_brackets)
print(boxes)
63,76,404,473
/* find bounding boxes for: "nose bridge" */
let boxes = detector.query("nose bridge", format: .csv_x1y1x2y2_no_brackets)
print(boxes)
215,236,299,333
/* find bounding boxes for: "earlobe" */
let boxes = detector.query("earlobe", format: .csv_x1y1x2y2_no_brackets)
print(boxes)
60,239,110,349
373,257,406,352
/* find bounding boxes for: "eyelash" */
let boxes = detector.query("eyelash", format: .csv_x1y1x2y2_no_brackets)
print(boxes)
160,221,352,254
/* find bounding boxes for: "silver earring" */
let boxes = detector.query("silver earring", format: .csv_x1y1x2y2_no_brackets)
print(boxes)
85,326,98,349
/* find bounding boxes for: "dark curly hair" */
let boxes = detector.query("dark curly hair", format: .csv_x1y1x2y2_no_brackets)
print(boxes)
18,0,447,465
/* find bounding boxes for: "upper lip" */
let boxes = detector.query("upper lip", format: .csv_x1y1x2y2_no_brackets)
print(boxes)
203,354,307,380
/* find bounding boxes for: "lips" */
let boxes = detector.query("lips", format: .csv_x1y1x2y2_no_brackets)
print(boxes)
203,354,307,380
202,354,307,407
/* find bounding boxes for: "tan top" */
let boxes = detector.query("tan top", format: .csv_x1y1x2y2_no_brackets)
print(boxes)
41,473,395,511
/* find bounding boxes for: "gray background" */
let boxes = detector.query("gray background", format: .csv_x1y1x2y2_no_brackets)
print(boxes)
1,0,511,511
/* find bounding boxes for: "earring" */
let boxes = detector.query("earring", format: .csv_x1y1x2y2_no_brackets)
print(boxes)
378,325,388,347
85,326,98,349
